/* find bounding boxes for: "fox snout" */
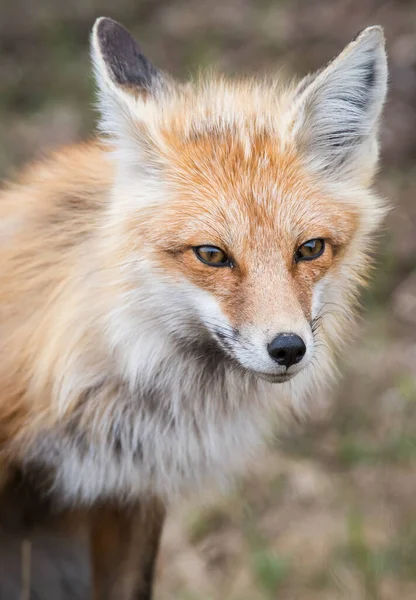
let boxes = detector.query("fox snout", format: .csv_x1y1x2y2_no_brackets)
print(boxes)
207,313,313,383
267,333,306,369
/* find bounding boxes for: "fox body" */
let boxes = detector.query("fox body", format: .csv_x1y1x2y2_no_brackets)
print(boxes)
0,18,387,599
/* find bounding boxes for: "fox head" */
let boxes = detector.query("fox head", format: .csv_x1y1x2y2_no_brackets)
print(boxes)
91,19,387,392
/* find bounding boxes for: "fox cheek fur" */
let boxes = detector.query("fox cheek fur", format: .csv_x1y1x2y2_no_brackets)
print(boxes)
0,19,387,508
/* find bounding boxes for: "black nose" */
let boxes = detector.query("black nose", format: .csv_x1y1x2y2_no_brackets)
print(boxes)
267,333,306,368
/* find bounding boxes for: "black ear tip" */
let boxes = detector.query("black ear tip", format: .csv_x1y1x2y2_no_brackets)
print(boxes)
93,17,115,40
93,17,138,51
94,17,121,33
92,16,160,91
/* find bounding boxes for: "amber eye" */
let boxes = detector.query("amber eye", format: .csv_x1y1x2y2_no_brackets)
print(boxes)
295,238,325,262
193,245,231,267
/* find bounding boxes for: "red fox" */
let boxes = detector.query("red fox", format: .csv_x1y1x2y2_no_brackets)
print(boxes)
0,17,387,599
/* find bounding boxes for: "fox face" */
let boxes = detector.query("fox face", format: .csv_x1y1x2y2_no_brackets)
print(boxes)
140,131,356,383
92,19,387,391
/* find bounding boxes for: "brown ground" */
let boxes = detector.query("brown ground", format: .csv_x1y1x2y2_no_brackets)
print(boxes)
1,0,416,598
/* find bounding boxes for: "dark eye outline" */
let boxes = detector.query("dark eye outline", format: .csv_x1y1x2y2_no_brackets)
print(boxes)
295,238,326,262
193,245,233,268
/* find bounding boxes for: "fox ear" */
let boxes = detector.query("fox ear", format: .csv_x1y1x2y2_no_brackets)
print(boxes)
90,17,165,138
291,26,388,181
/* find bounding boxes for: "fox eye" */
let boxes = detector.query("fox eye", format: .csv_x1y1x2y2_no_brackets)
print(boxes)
193,245,231,267
295,238,325,262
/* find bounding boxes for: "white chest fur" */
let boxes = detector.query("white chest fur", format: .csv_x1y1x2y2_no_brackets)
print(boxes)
25,356,275,506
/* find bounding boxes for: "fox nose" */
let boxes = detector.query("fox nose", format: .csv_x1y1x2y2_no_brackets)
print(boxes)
267,333,306,368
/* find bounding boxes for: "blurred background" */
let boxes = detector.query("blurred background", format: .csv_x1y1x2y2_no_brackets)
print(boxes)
1,0,416,598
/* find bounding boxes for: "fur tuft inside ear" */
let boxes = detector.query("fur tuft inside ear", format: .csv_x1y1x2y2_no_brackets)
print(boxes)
291,26,388,180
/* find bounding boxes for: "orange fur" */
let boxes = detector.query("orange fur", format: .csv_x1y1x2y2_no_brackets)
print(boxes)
0,143,113,452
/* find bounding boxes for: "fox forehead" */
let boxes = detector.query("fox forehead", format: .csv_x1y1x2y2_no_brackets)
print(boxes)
121,78,353,238
150,77,296,141
147,118,358,254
